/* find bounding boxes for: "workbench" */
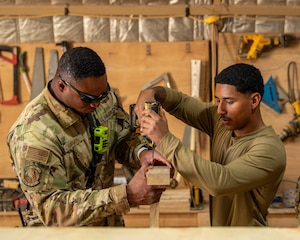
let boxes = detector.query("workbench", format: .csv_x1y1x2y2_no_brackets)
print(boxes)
0,227,299,240
0,206,297,228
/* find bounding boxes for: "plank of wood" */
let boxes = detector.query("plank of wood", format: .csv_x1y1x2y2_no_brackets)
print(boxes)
146,166,170,228
149,202,159,228
146,166,170,185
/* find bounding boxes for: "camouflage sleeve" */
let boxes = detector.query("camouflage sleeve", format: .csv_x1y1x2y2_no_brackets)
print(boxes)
8,131,130,226
27,182,130,226
112,104,149,171
114,131,149,170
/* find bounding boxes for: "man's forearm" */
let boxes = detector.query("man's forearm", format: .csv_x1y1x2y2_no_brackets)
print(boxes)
153,86,167,104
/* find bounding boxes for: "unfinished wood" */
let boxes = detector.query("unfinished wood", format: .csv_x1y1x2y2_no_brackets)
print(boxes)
218,33,300,186
4,227,300,240
0,212,24,227
146,166,170,228
139,188,191,211
1,5,300,17
268,208,298,228
124,209,208,227
149,202,159,228
147,166,170,186
1,207,297,228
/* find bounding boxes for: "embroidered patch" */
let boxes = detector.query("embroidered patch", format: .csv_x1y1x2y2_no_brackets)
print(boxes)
25,146,49,163
23,165,42,187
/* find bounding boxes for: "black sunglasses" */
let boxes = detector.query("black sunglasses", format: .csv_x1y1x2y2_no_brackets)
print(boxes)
59,74,110,103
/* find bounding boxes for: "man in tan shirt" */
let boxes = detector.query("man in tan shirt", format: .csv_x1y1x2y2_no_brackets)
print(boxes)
135,63,286,226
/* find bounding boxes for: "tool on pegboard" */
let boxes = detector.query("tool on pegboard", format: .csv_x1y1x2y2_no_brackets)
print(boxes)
262,76,289,113
0,75,3,103
141,72,171,90
188,60,203,210
237,34,300,60
204,16,219,101
47,49,59,83
279,61,300,141
56,40,70,53
30,47,45,100
0,45,19,105
19,51,31,96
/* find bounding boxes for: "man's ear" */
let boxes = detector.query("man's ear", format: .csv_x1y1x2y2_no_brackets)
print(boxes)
58,80,66,92
251,93,261,108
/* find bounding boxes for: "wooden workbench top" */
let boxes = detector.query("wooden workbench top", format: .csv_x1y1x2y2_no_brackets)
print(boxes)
0,227,299,240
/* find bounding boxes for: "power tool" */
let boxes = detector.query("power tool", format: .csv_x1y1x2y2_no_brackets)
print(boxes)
279,61,300,141
129,103,141,133
237,34,299,60
130,101,160,136
129,102,178,187
279,117,300,141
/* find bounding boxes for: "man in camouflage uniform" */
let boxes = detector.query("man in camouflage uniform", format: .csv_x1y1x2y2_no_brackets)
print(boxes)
7,47,171,227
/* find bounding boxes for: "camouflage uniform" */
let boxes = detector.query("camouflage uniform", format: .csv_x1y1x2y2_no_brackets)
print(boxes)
7,84,148,227
295,176,300,226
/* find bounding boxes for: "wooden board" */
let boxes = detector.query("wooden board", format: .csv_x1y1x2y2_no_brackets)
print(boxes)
147,166,170,186
0,226,300,240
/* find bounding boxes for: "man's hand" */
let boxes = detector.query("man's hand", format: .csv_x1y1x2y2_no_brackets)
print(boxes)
134,88,156,120
139,149,171,167
139,150,174,180
126,165,167,205
140,109,169,144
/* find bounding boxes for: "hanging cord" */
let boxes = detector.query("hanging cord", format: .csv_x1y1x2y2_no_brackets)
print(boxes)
287,61,300,119
287,61,299,104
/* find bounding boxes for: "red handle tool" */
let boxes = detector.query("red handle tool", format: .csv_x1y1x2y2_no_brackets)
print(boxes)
0,45,19,104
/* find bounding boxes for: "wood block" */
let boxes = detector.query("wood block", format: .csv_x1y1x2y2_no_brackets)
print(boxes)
146,166,170,185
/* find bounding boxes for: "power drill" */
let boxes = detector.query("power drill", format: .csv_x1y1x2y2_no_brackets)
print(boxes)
127,102,159,182
144,101,161,149
237,34,299,60
129,101,160,134
129,102,178,188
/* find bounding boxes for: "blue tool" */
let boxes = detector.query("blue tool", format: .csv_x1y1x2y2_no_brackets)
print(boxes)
262,76,288,113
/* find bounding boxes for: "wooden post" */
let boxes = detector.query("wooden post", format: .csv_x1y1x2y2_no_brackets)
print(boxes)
146,166,170,228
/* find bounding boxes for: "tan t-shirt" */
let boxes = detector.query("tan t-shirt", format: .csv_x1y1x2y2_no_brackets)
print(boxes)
156,87,286,226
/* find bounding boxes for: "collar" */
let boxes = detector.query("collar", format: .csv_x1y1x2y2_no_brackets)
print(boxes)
45,80,82,129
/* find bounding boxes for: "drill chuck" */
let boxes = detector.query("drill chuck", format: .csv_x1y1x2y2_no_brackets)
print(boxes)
129,101,161,133
144,101,161,115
